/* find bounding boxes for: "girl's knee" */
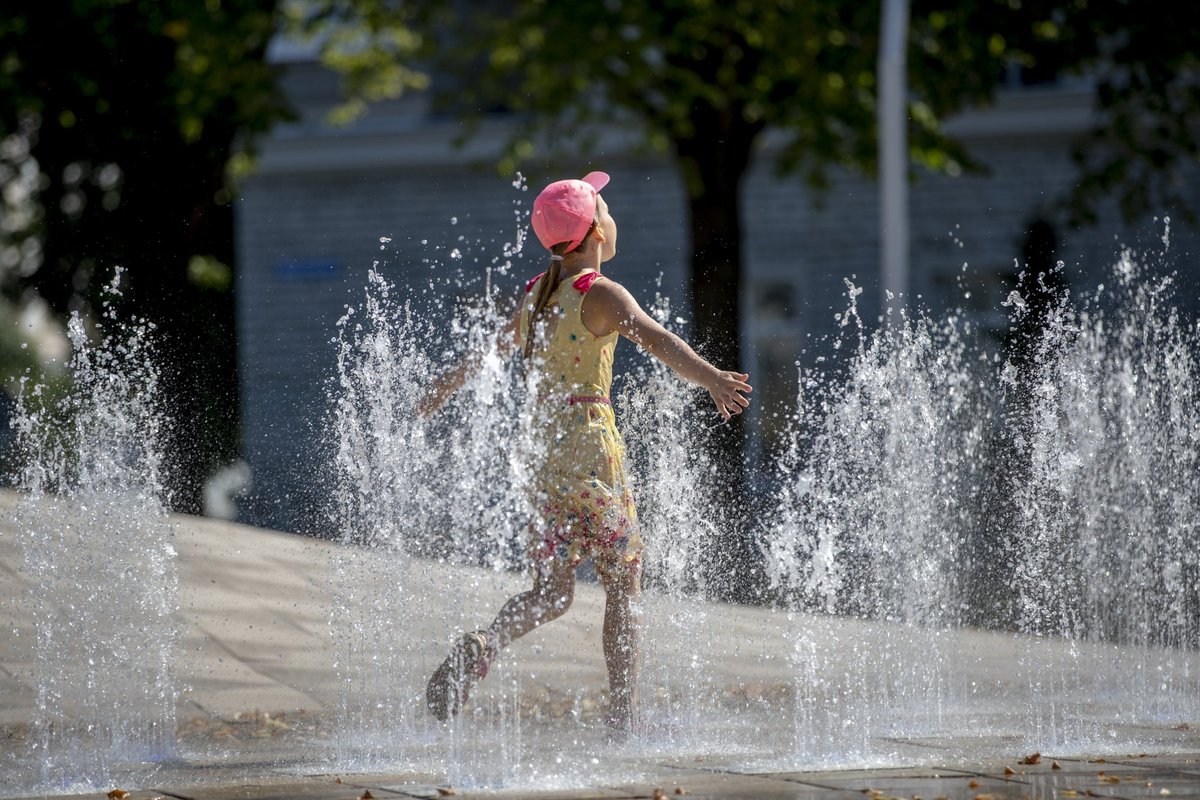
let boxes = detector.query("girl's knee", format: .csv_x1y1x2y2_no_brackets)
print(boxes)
536,570,575,618
545,584,573,619
600,557,641,595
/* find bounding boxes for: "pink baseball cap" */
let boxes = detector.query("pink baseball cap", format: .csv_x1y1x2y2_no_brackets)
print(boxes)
531,171,610,253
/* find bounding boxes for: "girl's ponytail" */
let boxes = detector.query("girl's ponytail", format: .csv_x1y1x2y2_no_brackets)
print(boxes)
523,247,565,359
523,222,596,359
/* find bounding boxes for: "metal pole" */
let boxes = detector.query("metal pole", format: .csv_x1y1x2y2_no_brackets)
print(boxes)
879,0,910,323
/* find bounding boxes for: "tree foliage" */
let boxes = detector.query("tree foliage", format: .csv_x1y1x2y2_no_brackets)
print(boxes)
0,0,436,509
407,0,1197,222
1056,1,1200,224
0,0,292,509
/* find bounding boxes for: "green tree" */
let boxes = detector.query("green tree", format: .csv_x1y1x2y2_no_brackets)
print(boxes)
0,0,428,511
0,0,291,509
412,0,1197,370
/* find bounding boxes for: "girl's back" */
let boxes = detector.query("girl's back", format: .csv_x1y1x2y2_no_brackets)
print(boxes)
519,269,615,404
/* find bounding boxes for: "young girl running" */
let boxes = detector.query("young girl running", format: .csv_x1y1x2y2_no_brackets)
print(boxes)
420,170,751,732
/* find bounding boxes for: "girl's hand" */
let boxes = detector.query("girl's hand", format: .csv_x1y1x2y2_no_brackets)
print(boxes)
420,301,523,418
707,371,752,421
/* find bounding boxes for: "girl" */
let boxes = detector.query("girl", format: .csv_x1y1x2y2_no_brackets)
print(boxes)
419,170,752,732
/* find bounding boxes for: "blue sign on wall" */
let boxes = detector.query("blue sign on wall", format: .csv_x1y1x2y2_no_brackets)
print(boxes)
273,260,343,281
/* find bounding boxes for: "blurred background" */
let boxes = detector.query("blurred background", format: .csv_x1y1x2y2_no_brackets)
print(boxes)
1,0,1197,537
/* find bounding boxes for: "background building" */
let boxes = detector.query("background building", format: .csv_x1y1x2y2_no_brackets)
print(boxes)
235,48,1200,533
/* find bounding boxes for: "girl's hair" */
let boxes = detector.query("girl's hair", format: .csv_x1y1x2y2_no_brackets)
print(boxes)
522,221,596,359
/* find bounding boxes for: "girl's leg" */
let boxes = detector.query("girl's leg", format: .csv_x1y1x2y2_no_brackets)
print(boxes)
599,558,641,731
485,555,577,653
427,554,577,721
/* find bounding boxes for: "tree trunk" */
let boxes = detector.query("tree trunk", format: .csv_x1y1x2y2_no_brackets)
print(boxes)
674,111,765,603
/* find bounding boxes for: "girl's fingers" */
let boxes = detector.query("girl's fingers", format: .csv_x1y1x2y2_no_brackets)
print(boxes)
723,372,753,392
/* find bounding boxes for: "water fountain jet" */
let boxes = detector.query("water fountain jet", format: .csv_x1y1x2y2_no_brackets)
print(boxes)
3,228,1198,795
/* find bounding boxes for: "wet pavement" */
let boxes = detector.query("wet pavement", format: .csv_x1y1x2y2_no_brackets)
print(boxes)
8,751,1200,799
4,490,1199,799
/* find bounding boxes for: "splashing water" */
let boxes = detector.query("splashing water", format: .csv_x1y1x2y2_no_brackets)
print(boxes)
618,286,724,744
5,218,1200,793
765,243,1199,764
325,224,568,786
10,272,178,790
1002,251,1200,744
763,289,988,762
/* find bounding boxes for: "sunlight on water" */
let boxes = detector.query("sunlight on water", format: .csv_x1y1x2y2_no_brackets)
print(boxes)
6,214,1199,792
11,272,178,791
765,240,1199,761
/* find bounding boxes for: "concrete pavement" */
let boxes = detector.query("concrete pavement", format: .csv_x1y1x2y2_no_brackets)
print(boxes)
3,488,1199,799
6,752,1200,799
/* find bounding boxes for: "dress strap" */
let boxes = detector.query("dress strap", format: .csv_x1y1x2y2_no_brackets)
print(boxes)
572,271,603,293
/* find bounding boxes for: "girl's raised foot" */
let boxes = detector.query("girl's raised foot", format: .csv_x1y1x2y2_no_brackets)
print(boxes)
426,630,493,721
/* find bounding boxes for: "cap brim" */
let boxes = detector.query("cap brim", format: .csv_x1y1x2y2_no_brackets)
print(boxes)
580,171,610,193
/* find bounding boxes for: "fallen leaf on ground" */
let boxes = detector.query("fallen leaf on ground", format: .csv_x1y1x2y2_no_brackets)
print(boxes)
1021,752,1042,765
1101,776,1120,784
975,794,997,800
107,791,130,800
653,789,667,800
968,780,981,788
359,791,374,800
1052,761,1062,770
675,789,687,796
436,789,456,797
1004,767,1016,776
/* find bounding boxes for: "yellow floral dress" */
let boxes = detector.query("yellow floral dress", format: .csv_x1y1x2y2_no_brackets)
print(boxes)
518,269,642,578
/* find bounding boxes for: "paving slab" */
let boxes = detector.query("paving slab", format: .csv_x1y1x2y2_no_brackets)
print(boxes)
615,771,841,799
155,778,408,800
4,756,1200,800
383,787,637,800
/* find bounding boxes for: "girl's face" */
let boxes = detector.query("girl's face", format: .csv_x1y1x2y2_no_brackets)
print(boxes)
595,195,617,262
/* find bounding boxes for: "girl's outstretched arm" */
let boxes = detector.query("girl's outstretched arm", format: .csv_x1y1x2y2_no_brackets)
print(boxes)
417,302,522,417
582,279,752,420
